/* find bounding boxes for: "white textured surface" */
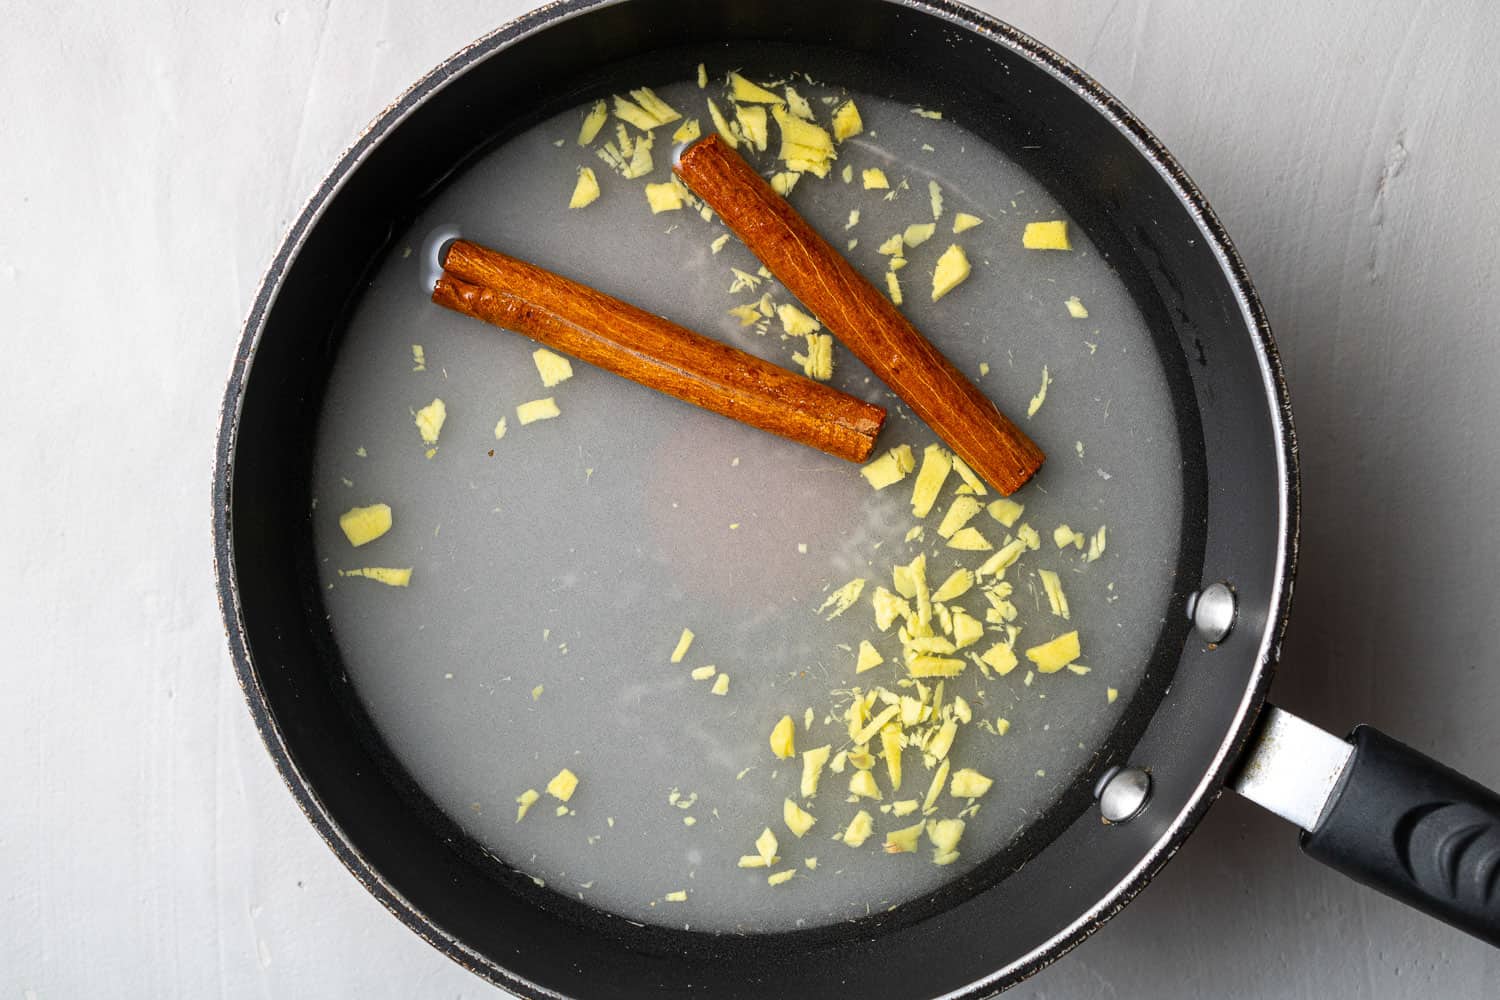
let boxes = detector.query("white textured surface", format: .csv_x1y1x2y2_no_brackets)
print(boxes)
3,1,1498,996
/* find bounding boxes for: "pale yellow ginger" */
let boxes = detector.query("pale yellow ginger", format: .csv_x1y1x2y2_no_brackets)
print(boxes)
696,63,707,88
515,788,540,822
664,890,688,902
910,444,952,518
755,827,779,866
727,304,761,326
1087,525,1108,562
950,768,994,798
818,578,866,619
877,233,905,255
672,118,701,143
711,234,732,255
783,86,814,119
801,745,831,797
928,817,965,865
734,103,769,151
852,704,901,746
930,568,974,603
871,587,912,631
855,640,884,674
776,303,820,336
706,98,738,148
767,869,797,886
1038,569,1071,620
728,71,782,103
1026,630,1081,673
773,106,836,176
644,180,686,214
1016,523,1042,550
546,768,579,802
414,398,446,445
907,656,964,678
884,820,925,854
339,503,392,548
1023,220,1071,250
849,769,882,800
1065,296,1089,318
770,172,800,195
946,527,991,551
690,665,717,681
770,715,796,758
903,222,936,247
936,495,983,539
338,567,411,587
952,211,983,233
738,854,775,869
783,798,817,837
931,244,971,301
923,759,951,814
793,333,834,381
950,455,988,495
929,180,944,220
979,642,1019,676
1027,366,1052,418
532,348,574,387
577,100,607,144
832,99,863,141
988,498,1024,528
862,167,890,190
516,398,561,425
951,609,984,649
1108,687,1119,703
568,167,601,209
928,718,958,761
670,628,695,663
861,444,916,491
1053,524,1080,549
841,809,875,847
975,538,1027,578
880,726,904,791
886,271,903,305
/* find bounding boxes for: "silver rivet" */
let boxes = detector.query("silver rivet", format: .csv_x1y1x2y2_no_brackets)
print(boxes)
1096,766,1152,824
1191,582,1236,643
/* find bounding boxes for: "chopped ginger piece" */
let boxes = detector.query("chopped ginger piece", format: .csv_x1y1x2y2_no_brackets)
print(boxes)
903,223,936,247
1023,220,1071,250
338,503,392,548
936,498,983,541
876,233,905,255
1107,687,1119,704
777,303,821,336
952,212,982,234
862,168,890,190
928,817,965,855
819,578,866,619
929,718,958,761
947,527,992,551
1026,630,1081,673
664,890,688,902
793,332,834,380
773,106,836,176
783,798,817,837
871,587,911,631
1065,296,1089,319
1086,525,1108,562
690,665,716,681
338,567,411,587
1016,523,1041,550
532,348,574,387
832,100,863,141
928,180,944,220
950,768,993,799
738,854,774,869
950,455,988,495
577,100,607,144
515,788,540,822
414,398,446,445
672,118,701,144
855,640,884,674
852,704,901,747
767,869,797,886
493,417,507,440
516,398,561,425
988,498,1024,528
931,569,974,602
546,768,579,802
907,656,964,678
841,810,875,847
980,642,1018,676
727,303,761,326
801,745,831,797
770,171,800,195
910,444,952,518
770,715,796,758
880,726,904,791
568,167,601,208
644,180,686,214
696,63,707,88
728,71,782,103
705,98,738,148
884,820,924,854
849,769,882,800
861,444,916,490
1053,524,1079,549
734,103,769,151
783,86,814,119
670,628,695,663
923,759,951,815
629,87,681,125
951,609,984,649
975,538,1026,578
931,244,972,301
1038,569,1071,619
1027,366,1052,418
755,827,779,866
711,673,730,696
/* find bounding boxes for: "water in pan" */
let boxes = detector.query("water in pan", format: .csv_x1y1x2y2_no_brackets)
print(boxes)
311,69,1186,932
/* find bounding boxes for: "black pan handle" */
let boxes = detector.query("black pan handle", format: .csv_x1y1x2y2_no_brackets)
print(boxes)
1300,726,1500,945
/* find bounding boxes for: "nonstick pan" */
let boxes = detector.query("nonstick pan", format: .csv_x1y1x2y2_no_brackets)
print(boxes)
212,0,1500,995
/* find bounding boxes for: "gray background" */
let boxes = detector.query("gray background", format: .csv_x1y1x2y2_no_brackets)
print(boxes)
3,0,1498,996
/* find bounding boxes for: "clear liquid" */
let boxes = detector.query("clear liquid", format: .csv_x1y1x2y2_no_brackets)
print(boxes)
311,72,1184,932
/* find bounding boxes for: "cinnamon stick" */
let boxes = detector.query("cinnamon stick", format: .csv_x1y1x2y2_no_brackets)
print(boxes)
674,135,1045,495
432,238,886,463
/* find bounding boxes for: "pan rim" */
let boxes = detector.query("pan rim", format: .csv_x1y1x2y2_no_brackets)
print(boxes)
211,0,1300,994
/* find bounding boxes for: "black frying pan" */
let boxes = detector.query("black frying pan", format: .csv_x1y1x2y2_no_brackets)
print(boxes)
213,1,1500,995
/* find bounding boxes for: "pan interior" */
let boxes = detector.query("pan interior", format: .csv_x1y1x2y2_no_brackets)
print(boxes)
308,49,1199,934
